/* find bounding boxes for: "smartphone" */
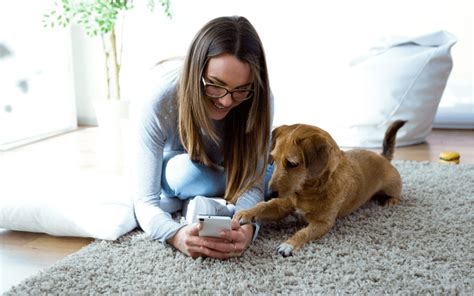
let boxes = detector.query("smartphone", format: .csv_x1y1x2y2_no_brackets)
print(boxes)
198,215,232,238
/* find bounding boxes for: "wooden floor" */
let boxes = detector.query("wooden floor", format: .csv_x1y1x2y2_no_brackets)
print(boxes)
1,127,473,292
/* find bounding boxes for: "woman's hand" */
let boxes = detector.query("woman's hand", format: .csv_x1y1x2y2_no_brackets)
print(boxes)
167,224,205,259
167,220,254,259
198,220,254,258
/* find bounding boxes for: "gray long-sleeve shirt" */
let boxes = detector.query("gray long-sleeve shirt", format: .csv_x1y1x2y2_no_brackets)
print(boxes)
131,62,268,244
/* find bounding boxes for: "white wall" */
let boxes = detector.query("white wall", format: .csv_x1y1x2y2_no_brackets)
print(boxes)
73,0,473,128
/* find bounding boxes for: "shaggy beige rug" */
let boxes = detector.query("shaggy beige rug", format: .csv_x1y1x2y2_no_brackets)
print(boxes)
5,161,474,295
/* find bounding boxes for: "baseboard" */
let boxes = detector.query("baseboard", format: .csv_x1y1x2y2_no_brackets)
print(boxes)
0,127,78,151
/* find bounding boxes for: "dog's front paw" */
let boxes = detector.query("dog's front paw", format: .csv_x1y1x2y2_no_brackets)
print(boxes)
277,243,294,257
234,210,257,225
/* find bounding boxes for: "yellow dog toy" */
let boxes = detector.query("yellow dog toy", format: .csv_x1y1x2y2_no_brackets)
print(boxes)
439,151,460,164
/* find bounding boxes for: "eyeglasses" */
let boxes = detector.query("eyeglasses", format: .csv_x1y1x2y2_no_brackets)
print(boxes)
201,77,254,102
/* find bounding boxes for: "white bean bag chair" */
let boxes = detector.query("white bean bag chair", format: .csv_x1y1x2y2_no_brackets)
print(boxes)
322,31,457,147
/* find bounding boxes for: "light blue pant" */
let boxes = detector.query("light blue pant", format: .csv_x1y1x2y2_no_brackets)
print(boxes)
159,150,274,212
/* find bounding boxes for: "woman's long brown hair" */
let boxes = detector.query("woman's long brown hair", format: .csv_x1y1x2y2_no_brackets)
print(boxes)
178,16,271,204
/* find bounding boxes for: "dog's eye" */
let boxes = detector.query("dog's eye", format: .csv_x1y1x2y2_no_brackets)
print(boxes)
285,160,298,169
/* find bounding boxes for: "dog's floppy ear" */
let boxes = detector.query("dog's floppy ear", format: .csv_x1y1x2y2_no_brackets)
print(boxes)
300,134,339,179
270,125,289,151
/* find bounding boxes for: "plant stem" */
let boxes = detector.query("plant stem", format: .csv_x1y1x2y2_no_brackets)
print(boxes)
110,26,121,100
101,28,121,100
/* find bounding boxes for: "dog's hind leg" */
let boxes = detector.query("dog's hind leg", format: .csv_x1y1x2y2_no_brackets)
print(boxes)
375,166,403,206
373,193,400,206
382,195,401,206
377,180,402,206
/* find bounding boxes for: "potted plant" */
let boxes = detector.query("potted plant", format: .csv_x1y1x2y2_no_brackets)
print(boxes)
43,0,172,128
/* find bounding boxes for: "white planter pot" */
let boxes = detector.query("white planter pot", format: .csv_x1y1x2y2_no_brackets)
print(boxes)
93,99,130,129
92,99,131,171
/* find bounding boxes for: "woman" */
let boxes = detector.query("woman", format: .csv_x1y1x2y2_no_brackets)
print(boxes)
133,16,273,259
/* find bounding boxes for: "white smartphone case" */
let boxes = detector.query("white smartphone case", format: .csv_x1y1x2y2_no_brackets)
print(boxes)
198,215,231,237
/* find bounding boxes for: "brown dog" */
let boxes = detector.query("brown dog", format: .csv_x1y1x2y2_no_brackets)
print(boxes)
234,120,406,256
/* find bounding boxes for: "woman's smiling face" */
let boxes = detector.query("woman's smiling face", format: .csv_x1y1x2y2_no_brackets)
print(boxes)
203,53,252,120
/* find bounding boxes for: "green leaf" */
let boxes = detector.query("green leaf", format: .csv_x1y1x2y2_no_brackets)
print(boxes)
44,0,173,35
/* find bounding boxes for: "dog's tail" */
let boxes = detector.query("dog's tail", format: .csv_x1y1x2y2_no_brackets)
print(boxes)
381,120,407,161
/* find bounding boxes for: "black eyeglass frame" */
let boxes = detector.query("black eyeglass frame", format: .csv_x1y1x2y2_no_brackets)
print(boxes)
201,77,254,102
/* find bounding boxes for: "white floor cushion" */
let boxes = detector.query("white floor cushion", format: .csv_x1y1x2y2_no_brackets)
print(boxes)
0,170,136,240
